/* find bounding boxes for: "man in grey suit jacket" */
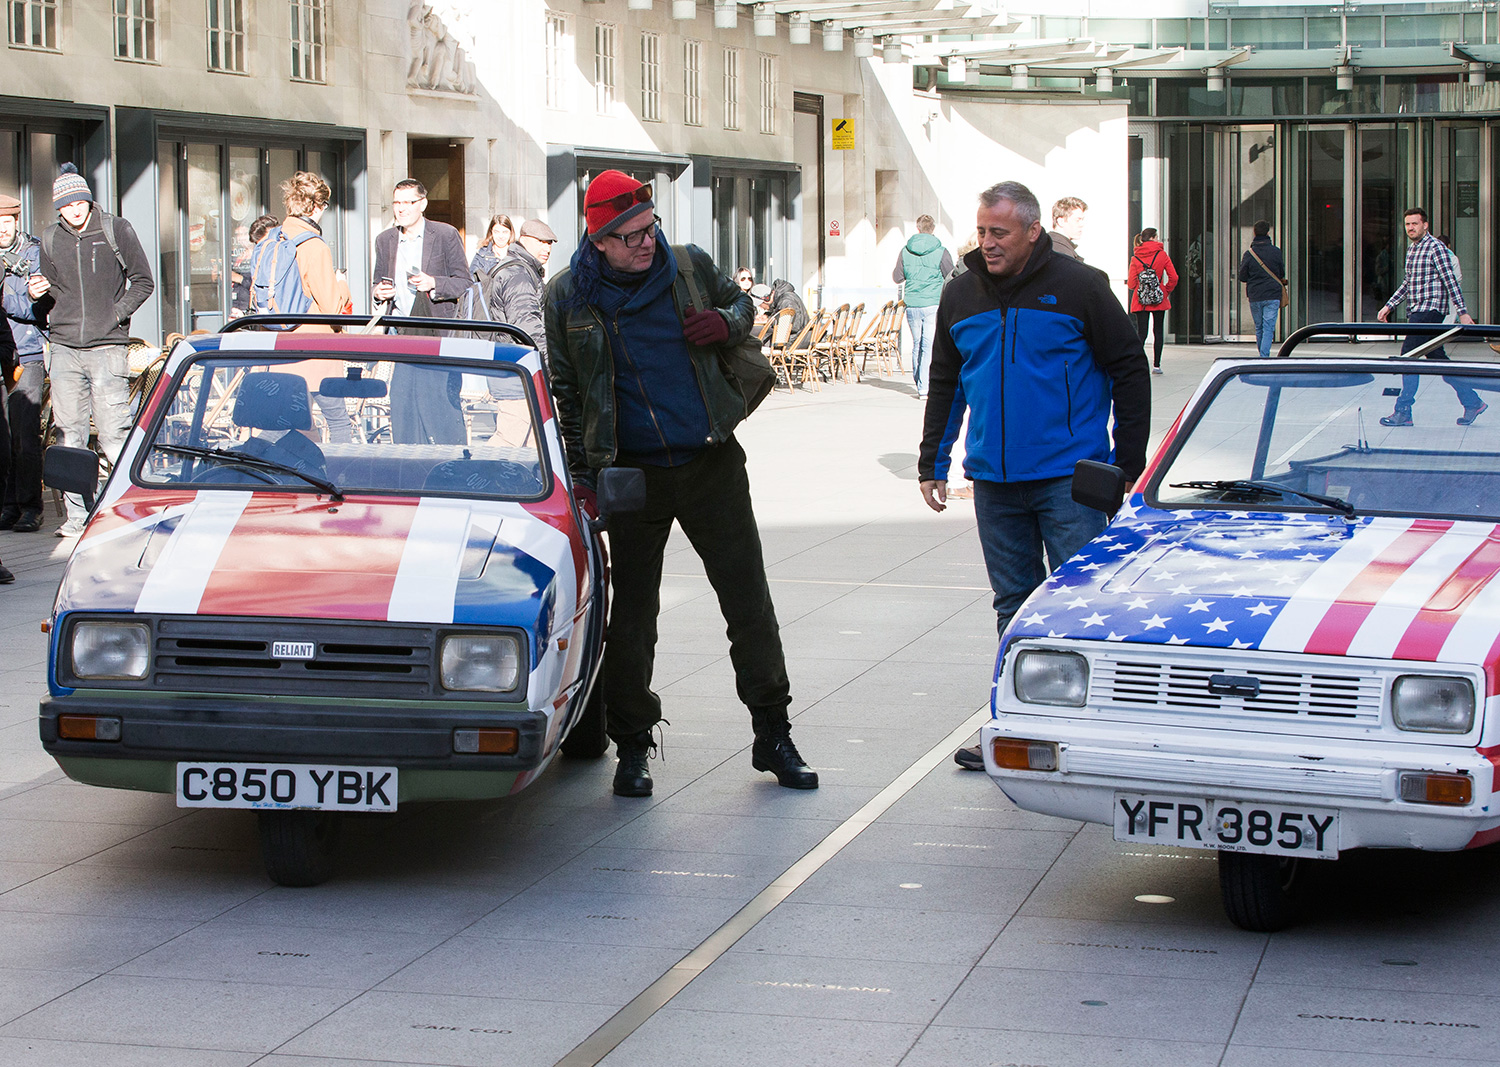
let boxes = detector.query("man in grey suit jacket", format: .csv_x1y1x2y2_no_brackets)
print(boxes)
371,178,472,444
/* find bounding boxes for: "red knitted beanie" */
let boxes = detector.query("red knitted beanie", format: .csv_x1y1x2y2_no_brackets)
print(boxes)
585,170,653,238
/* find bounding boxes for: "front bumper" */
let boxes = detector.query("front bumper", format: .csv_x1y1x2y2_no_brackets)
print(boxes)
981,715,1500,852
40,693,547,771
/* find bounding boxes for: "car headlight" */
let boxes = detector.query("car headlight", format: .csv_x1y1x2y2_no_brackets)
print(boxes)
70,621,150,680
1392,675,1474,734
1013,649,1089,707
440,634,523,692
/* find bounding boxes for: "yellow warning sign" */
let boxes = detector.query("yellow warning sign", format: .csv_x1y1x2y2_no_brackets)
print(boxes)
831,118,855,150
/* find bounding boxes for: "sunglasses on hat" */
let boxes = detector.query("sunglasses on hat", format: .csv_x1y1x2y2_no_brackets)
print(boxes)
587,182,653,213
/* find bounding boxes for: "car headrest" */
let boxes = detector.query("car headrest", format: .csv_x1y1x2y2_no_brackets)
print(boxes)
234,372,313,432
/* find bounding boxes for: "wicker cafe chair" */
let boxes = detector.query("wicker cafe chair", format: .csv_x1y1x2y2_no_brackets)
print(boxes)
811,303,851,385
882,300,907,372
854,300,894,377
762,308,799,392
835,302,865,382
785,310,833,391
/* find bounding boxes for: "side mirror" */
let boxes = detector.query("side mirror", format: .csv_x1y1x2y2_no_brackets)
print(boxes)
44,445,100,510
595,467,646,526
1072,459,1126,517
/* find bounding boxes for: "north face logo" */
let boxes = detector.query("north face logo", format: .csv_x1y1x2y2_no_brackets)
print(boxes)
1038,294,1057,304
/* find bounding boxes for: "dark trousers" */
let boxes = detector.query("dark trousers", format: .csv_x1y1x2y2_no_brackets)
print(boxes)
602,437,791,740
1135,309,1166,363
1395,308,1482,413
0,361,44,514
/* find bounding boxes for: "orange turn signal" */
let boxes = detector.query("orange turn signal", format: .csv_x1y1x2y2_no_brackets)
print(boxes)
453,728,520,755
990,737,1059,772
57,715,122,741
1399,771,1472,806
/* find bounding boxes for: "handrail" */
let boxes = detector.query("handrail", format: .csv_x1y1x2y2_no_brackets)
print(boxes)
1275,320,1500,358
220,313,537,348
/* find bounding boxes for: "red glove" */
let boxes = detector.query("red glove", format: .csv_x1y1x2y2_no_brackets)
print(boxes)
682,308,730,346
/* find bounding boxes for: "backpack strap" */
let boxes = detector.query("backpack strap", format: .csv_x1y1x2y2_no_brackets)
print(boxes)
97,211,128,273
672,244,706,315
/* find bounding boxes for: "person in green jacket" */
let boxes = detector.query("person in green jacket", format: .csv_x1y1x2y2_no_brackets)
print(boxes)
892,214,953,399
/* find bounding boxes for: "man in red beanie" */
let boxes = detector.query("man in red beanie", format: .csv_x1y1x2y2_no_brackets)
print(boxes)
545,170,817,798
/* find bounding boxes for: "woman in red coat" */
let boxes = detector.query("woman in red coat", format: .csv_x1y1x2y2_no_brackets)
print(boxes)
1127,228,1178,374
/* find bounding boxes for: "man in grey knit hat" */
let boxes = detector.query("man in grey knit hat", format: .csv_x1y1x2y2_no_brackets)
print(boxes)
37,164,154,536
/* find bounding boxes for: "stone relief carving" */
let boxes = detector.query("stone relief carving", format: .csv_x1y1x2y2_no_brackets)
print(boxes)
408,0,477,94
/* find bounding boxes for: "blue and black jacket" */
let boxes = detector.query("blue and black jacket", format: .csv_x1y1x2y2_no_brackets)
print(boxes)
919,232,1150,485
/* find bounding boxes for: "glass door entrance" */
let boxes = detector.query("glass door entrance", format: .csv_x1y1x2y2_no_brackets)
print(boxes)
1226,125,1276,340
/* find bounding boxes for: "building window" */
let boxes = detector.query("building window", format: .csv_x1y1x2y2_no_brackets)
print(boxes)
723,47,740,130
758,53,775,134
290,0,325,83
595,22,617,114
207,0,246,73
683,39,702,126
9,0,57,49
640,31,661,122
545,13,569,110
115,0,157,62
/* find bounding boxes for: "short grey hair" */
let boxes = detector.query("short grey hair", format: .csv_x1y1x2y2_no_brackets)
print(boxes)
978,181,1041,228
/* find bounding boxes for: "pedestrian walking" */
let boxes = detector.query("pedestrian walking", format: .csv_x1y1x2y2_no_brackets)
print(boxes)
1376,207,1483,427
0,194,50,533
893,214,954,399
0,281,25,573
38,164,155,537
487,218,555,360
544,170,817,798
1047,197,1088,262
472,214,515,277
1127,228,1176,374
919,180,1149,771
1237,220,1286,359
371,178,471,444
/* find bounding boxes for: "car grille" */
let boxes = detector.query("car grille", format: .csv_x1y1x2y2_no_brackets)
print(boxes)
1088,652,1384,727
152,617,438,699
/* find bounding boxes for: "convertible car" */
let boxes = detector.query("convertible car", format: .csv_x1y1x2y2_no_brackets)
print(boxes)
39,315,639,886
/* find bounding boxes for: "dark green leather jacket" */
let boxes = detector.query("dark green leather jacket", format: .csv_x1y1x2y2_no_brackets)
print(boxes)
544,244,755,475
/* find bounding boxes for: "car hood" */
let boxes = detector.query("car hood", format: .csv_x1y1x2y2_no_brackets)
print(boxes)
1003,502,1500,664
55,489,576,643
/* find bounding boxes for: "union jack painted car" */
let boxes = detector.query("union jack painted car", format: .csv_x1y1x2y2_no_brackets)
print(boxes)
39,315,633,885
983,323,1500,930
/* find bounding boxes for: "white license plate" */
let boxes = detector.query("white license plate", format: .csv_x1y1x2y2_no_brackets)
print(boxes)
1113,793,1338,859
176,762,397,812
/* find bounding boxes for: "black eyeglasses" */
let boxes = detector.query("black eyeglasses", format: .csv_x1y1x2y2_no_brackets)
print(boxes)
607,215,661,248
587,182,653,213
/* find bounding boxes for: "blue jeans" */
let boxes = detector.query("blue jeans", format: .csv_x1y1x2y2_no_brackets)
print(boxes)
906,305,938,396
1394,308,1481,413
1249,299,1279,358
973,476,1108,635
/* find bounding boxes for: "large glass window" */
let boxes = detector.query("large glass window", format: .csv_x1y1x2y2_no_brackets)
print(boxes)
1228,126,1276,339
1385,14,1463,47
1229,80,1304,118
1087,19,1150,47
1307,16,1381,48
723,48,741,130
207,0,246,73
758,53,775,135
683,40,702,126
544,13,569,110
1389,75,1459,115
290,0,325,83
1440,124,1481,318
1291,126,1346,325
1308,77,1381,116
1358,125,1411,322
712,170,788,284
114,0,156,62
1164,124,1214,341
1157,81,1226,118
1229,17,1303,50
594,21,617,114
8,0,57,49
640,31,660,122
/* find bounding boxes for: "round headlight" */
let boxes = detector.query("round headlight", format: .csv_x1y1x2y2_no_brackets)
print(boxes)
1013,649,1089,707
71,621,150,680
440,634,523,692
1392,675,1474,734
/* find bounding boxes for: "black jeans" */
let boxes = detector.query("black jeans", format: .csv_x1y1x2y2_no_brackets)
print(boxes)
1135,309,1166,363
602,437,791,740
0,360,44,514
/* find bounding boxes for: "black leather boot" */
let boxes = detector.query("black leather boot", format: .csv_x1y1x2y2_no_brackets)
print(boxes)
751,708,818,790
612,731,655,797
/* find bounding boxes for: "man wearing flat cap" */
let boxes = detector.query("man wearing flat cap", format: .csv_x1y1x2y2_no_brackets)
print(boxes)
0,194,51,534
544,170,817,798
38,164,154,537
486,218,556,361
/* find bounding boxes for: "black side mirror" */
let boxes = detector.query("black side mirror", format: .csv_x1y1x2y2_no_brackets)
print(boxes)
594,467,647,527
1072,459,1126,517
44,445,100,510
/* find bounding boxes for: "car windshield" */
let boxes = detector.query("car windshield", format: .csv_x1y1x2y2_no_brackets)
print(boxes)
137,353,546,500
1153,365,1500,520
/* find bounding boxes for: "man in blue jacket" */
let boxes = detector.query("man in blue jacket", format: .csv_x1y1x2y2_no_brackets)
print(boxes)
0,195,50,533
918,181,1150,770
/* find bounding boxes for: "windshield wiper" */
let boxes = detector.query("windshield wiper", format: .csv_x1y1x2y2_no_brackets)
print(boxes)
155,443,343,500
1169,478,1354,517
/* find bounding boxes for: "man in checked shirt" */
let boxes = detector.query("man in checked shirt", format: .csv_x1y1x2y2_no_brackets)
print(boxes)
1376,205,1485,427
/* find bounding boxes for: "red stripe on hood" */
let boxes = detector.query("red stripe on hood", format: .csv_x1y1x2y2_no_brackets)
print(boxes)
1393,528,1500,661
195,494,419,619
1304,520,1451,656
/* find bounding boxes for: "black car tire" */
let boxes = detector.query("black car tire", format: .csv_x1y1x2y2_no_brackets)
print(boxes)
560,678,608,759
1218,849,1303,932
258,810,342,887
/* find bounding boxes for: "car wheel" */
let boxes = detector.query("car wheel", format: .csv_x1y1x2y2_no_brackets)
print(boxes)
1218,849,1303,932
560,679,609,759
258,810,342,887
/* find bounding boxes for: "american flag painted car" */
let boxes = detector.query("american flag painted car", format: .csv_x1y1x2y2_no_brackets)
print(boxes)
40,318,620,885
982,330,1500,929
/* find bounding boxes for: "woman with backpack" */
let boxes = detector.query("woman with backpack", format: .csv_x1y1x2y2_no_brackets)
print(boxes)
471,214,515,277
1127,228,1177,374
